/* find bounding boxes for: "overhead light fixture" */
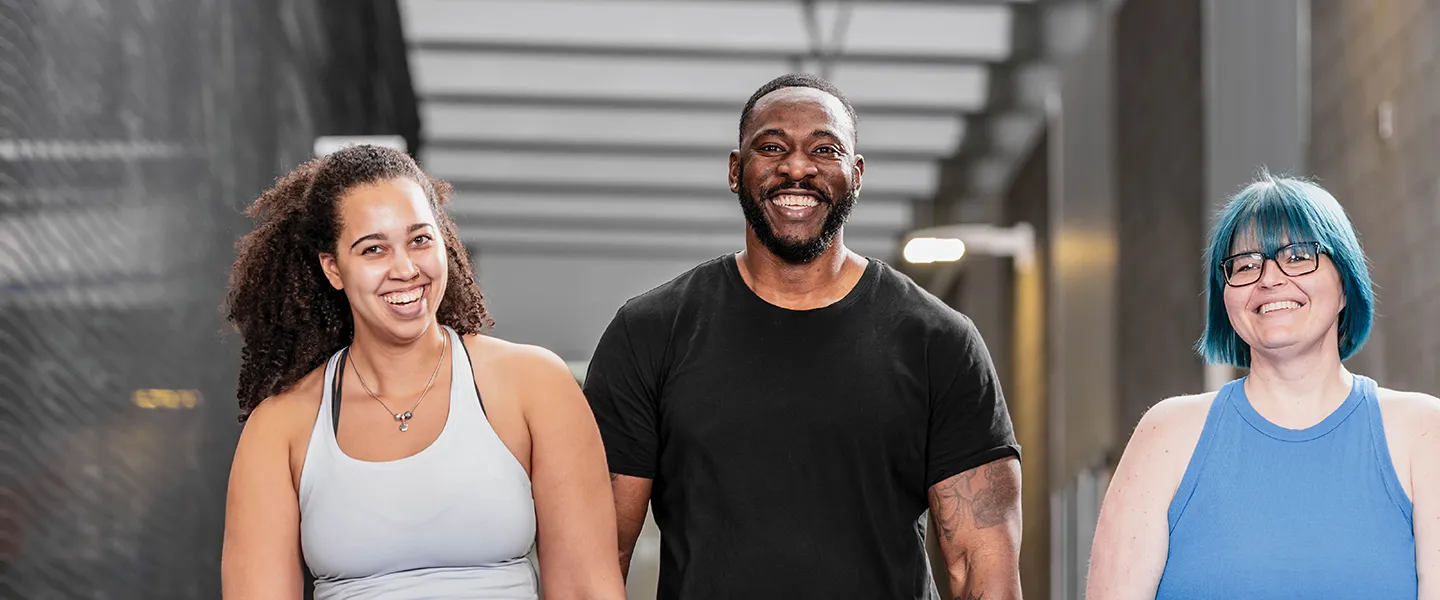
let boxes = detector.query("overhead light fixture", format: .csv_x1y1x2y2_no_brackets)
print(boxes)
901,223,1035,270
903,237,967,264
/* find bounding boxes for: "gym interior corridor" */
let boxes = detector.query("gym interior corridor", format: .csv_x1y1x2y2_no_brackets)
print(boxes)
3,1,1437,598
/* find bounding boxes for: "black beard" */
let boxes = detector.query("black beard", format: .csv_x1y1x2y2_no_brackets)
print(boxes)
736,169,857,265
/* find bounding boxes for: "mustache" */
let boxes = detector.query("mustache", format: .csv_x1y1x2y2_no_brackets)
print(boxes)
762,180,832,204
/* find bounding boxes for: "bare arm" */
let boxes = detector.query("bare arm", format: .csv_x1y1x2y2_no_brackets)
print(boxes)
519,347,627,600
1086,396,1207,599
929,456,1022,600
221,400,304,600
1412,396,1440,599
610,474,652,580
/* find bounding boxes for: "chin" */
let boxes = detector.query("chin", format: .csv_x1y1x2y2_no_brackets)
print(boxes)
365,307,440,343
1251,334,1321,357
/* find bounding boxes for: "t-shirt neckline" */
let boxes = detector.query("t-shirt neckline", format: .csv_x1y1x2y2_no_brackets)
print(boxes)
722,252,881,316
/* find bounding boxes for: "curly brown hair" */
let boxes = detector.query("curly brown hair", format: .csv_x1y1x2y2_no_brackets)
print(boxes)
225,144,492,422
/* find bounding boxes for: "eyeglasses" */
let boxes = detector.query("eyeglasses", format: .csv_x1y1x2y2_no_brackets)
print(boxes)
1220,241,1325,287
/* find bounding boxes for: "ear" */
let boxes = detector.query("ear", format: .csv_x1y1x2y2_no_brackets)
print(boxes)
852,153,865,193
728,150,741,193
319,253,344,291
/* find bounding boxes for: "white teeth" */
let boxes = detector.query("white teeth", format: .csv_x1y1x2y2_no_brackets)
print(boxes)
384,287,424,305
1260,300,1302,314
772,194,818,208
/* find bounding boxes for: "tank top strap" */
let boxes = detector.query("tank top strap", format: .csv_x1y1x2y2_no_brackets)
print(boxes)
299,347,348,507
1358,374,1415,523
445,325,490,423
442,326,531,491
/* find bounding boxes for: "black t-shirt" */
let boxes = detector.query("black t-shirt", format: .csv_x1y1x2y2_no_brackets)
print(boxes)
584,254,1019,600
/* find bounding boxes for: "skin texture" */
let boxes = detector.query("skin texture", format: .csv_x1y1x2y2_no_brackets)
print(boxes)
928,457,1025,600
222,179,625,600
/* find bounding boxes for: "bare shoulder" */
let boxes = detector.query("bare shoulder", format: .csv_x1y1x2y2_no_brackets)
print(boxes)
461,333,581,416
1375,386,1440,418
242,364,327,444
231,363,328,495
1375,386,1440,443
1116,391,1219,488
1133,391,1218,442
462,333,573,378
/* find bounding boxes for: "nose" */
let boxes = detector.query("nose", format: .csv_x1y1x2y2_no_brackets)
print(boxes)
390,250,420,281
776,150,818,182
1256,258,1288,288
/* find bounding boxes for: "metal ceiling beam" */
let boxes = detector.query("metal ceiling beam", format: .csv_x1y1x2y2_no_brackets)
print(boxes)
402,0,1012,60
420,103,966,157
422,148,941,197
447,191,913,232
420,93,977,118
410,41,991,67
454,215,906,238
460,227,900,260
423,139,954,164
409,51,990,111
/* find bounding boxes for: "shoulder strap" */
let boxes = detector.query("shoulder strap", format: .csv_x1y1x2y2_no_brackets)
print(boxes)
332,348,348,432
455,332,487,416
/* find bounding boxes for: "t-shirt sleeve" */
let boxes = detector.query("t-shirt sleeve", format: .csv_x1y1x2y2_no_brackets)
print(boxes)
926,315,1021,488
583,304,661,479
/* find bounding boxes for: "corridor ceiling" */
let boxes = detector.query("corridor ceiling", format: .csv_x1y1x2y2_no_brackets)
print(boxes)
399,0,1040,261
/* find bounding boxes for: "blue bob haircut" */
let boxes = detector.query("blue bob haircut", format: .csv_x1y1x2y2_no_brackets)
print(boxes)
1197,171,1375,367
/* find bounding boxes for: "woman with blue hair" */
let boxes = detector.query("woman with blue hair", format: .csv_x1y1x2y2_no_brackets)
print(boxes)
1086,173,1438,598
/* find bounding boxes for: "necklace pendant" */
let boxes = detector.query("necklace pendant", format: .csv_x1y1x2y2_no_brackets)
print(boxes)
399,421,409,432
402,410,413,420
394,413,403,421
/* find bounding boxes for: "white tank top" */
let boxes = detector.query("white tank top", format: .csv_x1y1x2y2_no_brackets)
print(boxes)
298,326,538,599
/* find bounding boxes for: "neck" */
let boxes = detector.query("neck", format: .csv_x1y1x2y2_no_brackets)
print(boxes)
737,229,866,310
1243,335,1351,422
348,320,449,396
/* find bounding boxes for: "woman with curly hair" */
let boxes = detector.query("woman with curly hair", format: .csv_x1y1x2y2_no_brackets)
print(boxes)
220,144,625,600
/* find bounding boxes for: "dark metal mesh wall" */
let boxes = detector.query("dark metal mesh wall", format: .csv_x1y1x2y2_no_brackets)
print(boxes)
0,1,418,597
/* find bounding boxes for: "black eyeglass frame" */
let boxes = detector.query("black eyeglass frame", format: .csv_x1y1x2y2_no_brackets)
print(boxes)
1219,241,1326,287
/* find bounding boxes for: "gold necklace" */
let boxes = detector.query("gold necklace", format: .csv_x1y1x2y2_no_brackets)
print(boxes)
349,332,448,432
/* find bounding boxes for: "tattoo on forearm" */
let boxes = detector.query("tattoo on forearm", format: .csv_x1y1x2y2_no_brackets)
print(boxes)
929,461,1019,541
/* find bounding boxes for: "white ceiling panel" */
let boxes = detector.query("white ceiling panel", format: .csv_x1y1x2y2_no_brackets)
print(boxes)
412,52,987,110
422,104,965,156
448,192,913,230
411,52,791,103
815,3,1012,59
826,63,989,109
422,149,940,197
402,0,811,53
402,0,1011,61
461,226,899,259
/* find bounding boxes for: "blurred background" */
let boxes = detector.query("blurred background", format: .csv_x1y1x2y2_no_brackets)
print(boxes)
1,0,1436,598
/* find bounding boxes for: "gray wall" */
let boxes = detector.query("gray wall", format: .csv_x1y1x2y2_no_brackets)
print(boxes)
1308,0,1440,394
1114,0,1206,435
1001,131,1052,600
475,254,702,363
1044,4,1116,598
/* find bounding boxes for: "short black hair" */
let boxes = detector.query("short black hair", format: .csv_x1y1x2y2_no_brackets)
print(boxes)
738,73,859,146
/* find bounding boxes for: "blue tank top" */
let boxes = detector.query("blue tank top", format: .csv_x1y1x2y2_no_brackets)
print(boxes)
1157,375,1416,598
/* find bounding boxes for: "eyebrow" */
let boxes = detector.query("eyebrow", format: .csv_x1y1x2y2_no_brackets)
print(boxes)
349,223,435,250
